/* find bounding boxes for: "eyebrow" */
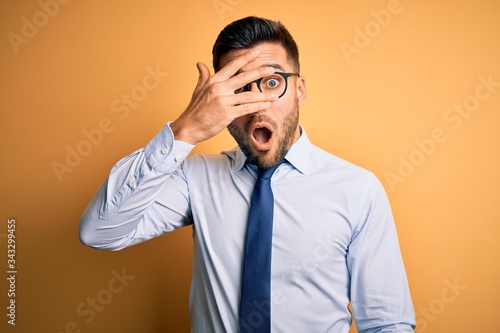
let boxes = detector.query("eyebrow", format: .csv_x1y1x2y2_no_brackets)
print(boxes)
262,63,286,71
235,63,286,75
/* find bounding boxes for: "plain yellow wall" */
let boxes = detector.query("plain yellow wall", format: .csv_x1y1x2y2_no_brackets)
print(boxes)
1,0,499,332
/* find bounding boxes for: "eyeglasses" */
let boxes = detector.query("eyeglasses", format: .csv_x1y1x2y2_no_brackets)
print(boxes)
234,72,300,98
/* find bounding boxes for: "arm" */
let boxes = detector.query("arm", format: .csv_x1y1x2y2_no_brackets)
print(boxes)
79,50,278,250
79,124,195,250
347,175,416,332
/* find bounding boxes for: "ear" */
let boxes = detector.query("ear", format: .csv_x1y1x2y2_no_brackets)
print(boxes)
296,75,307,106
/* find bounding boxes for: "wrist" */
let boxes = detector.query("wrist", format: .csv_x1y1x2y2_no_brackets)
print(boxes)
170,120,197,145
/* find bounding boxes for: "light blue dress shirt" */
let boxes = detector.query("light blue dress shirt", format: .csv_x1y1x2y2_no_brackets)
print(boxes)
80,123,416,333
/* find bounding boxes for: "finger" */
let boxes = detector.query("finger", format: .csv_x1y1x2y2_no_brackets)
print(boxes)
214,49,261,81
229,91,278,106
195,62,210,89
190,62,211,98
228,66,276,91
231,100,273,118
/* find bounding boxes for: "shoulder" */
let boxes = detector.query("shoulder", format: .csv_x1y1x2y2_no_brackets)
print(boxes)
306,143,388,196
182,146,240,174
309,144,374,178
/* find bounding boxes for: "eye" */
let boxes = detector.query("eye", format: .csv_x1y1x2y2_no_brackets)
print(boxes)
263,77,281,89
234,84,250,94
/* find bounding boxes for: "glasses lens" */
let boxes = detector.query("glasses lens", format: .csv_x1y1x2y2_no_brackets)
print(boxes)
259,75,286,96
234,73,293,97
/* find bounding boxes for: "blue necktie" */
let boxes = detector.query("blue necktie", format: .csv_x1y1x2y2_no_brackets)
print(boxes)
240,164,281,333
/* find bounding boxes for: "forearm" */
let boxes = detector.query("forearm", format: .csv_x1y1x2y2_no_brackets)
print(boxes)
79,123,194,250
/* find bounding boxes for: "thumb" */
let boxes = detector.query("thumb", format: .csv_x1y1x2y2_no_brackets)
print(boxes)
196,62,210,87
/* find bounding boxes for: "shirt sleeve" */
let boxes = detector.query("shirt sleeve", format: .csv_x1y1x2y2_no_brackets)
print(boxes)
347,174,416,332
79,122,195,251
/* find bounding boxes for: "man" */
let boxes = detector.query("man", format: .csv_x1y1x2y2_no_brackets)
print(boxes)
80,16,415,332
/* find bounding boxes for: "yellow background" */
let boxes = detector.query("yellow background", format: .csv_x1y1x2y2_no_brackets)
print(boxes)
1,0,499,332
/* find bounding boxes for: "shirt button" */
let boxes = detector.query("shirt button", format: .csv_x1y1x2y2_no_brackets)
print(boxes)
174,155,182,162
161,147,169,155
128,181,136,189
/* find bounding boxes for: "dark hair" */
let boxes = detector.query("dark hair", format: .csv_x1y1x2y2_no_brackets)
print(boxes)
212,16,300,72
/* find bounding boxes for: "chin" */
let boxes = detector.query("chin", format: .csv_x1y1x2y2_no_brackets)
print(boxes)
249,146,287,169
229,119,296,169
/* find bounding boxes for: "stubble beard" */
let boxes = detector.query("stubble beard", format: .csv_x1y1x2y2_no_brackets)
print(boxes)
228,101,299,169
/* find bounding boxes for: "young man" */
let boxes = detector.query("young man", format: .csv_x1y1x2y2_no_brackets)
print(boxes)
80,16,415,332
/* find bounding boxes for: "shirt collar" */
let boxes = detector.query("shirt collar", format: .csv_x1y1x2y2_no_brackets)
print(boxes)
230,125,311,175
284,125,311,175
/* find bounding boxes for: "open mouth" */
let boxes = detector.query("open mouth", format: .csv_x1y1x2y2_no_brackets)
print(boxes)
251,124,274,151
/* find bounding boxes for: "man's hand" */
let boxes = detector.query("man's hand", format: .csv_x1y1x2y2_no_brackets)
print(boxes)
170,50,278,145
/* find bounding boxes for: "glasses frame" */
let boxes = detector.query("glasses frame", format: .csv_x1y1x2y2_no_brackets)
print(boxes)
235,71,300,98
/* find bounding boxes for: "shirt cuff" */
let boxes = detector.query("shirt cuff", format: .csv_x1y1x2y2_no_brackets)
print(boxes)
144,121,195,174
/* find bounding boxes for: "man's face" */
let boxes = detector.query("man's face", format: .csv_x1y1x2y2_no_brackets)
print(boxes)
220,42,307,169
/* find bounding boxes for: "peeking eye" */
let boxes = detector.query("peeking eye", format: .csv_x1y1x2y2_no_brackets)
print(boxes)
263,77,281,89
234,84,250,94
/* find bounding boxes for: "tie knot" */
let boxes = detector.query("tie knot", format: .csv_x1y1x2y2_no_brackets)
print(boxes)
257,163,281,180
